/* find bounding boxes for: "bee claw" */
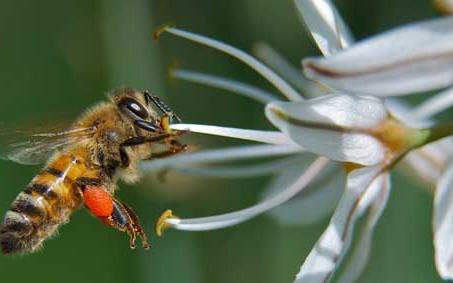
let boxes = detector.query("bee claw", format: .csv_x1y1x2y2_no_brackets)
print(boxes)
97,199,150,251
142,242,150,250
128,230,137,250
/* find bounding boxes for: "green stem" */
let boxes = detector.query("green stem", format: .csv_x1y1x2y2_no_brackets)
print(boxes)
423,123,453,146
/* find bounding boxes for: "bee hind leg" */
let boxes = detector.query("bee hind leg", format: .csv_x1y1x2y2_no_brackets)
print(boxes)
101,199,150,250
82,186,150,250
119,201,150,250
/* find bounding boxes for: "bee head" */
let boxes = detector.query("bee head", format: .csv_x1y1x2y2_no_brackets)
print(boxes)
111,87,181,132
112,88,157,121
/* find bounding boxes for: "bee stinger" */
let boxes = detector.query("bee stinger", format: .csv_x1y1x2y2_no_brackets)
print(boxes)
0,87,187,255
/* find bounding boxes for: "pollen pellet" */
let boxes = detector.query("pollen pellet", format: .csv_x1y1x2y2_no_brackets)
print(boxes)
83,186,114,217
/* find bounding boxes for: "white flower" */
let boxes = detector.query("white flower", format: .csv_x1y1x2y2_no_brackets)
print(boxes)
142,1,453,282
293,1,453,282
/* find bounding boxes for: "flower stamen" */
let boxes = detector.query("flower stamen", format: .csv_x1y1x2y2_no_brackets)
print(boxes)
155,209,178,237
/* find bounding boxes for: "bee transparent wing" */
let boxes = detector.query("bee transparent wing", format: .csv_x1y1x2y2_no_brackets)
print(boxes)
5,139,66,165
0,126,97,165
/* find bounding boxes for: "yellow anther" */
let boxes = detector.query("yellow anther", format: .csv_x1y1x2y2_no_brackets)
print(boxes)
433,0,453,15
153,23,175,40
155,209,178,237
161,115,172,134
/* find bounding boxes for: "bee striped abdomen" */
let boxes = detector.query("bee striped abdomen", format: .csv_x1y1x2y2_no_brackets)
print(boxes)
0,154,86,255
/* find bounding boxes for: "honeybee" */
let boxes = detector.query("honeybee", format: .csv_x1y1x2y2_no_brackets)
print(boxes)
0,87,187,255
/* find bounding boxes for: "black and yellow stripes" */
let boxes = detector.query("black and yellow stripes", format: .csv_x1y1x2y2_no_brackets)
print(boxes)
0,152,101,255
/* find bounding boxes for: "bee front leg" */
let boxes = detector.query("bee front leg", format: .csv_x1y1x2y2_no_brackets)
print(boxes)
118,133,173,168
82,185,150,250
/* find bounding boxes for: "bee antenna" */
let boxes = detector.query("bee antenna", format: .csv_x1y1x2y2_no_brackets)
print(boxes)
144,91,182,123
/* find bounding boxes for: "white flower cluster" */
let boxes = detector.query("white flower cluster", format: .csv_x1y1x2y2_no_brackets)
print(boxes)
143,1,453,282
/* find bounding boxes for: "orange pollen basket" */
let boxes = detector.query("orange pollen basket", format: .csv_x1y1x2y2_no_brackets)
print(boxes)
83,186,114,217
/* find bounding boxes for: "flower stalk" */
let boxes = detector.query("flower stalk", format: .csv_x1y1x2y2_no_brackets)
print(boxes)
425,123,453,146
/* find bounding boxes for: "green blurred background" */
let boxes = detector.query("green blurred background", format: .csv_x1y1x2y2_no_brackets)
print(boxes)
0,0,446,282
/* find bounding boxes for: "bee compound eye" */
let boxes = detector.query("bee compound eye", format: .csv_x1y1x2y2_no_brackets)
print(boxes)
119,97,149,119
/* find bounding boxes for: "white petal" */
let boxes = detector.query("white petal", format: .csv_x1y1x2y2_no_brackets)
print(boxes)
162,27,303,101
303,16,453,96
172,69,280,104
384,98,433,128
170,123,296,145
174,155,305,178
253,42,327,98
337,173,391,283
403,150,442,188
264,162,345,226
266,95,387,165
294,166,387,283
407,87,453,121
294,0,354,56
433,162,453,279
165,157,329,231
140,144,302,172
403,137,453,187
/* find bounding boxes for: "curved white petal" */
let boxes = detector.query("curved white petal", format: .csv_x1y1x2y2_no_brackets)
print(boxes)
140,144,302,172
266,95,387,165
403,136,453,187
384,98,433,128
174,155,305,178
165,157,329,231
303,16,453,96
294,166,387,283
253,43,327,98
163,27,303,101
434,162,453,279
337,173,391,283
407,87,453,121
172,69,280,104
294,0,354,56
264,162,345,226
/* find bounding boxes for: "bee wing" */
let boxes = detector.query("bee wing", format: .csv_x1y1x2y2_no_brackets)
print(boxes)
0,126,97,165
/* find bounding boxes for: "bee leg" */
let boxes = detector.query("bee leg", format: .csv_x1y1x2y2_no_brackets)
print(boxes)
148,139,187,159
81,185,150,250
120,132,186,152
119,147,130,167
104,199,150,250
118,134,173,168
119,201,150,250
121,134,172,147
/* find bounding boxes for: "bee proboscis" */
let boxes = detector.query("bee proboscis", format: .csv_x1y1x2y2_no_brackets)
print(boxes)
0,87,187,255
